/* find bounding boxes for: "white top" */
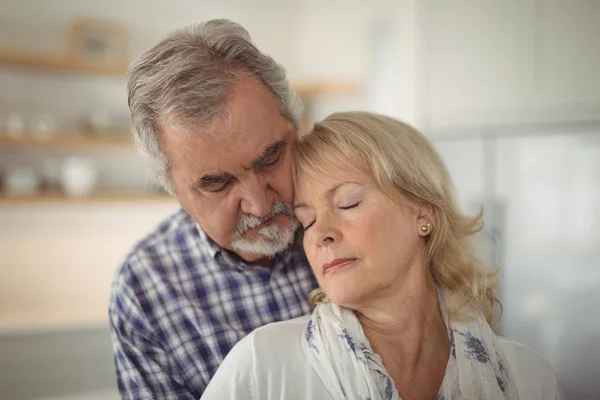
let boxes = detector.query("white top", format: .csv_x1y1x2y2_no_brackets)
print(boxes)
202,316,563,400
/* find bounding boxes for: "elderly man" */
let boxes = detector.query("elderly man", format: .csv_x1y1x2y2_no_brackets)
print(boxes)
109,19,317,399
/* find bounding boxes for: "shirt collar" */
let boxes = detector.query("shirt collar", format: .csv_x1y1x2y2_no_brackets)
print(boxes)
194,222,221,259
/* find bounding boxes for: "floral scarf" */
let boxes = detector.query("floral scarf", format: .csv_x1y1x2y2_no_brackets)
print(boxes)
301,290,519,400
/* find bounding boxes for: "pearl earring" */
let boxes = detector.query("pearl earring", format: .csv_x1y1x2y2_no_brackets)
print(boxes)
420,221,432,233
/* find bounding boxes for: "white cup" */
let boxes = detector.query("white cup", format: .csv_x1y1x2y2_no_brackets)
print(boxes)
60,157,98,197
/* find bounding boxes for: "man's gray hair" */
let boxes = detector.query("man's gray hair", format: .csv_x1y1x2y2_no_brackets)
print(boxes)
127,19,303,193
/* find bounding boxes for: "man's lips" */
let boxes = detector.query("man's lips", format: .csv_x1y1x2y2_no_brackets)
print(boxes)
256,216,278,228
322,258,357,275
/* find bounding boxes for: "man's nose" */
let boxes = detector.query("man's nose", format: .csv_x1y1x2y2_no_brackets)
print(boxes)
239,175,275,217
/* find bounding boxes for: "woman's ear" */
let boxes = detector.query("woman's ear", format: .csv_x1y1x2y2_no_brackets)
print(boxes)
416,204,435,236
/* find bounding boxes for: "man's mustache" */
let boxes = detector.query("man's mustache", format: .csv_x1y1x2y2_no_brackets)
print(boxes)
235,201,294,234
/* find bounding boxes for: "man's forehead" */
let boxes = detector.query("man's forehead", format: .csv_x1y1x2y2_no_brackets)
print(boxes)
196,133,291,177
163,115,289,160
162,75,294,156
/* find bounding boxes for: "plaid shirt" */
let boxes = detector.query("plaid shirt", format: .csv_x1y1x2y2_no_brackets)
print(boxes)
109,208,317,399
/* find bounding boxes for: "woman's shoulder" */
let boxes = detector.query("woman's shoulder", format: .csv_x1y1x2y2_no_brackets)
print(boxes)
249,315,311,345
228,315,311,365
497,337,556,377
497,337,563,399
202,315,313,399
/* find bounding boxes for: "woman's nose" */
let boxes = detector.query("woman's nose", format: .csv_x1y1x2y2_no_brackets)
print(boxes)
312,215,341,247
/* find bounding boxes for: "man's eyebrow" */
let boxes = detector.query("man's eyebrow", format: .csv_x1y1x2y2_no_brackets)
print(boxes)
251,140,286,168
190,173,231,190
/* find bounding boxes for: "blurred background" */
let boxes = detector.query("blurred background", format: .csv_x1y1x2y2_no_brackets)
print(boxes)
0,0,598,399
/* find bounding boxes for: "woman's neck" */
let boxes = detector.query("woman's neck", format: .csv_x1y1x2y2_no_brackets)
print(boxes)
354,272,449,399
356,279,445,357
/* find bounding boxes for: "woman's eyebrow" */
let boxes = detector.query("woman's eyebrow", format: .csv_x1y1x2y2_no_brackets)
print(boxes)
294,182,361,209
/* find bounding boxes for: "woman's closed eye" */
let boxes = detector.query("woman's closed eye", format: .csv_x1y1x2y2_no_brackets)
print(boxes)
303,220,316,231
302,202,360,231
295,209,315,231
339,201,360,210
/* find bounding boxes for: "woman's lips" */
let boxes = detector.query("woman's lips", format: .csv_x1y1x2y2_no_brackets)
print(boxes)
322,258,357,275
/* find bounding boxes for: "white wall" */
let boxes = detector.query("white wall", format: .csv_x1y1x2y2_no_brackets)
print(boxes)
0,0,298,64
288,0,600,131
292,0,425,126
0,201,179,332
422,0,600,131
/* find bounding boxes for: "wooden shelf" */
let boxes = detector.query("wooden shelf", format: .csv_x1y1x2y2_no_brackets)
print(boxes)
0,132,133,150
294,81,360,97
0,49,128,77
0,50,359,94
0,191,174,204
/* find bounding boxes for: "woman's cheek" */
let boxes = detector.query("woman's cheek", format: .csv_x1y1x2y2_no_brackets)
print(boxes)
304,241,320,275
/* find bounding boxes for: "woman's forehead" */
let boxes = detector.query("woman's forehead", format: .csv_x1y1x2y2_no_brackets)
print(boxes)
296,158,369,185
294,162,375,204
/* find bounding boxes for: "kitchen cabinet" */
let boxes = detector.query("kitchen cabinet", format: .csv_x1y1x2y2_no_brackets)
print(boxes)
423,0,600,130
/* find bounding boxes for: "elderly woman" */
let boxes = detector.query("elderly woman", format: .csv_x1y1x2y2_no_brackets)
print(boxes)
202,112,561,399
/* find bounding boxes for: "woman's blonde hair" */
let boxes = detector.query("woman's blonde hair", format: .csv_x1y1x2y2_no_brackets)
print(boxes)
293,111,500,324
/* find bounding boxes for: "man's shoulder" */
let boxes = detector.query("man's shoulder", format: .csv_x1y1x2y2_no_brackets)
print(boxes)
116,208,198,272
129,207,196,257
110,207,201,304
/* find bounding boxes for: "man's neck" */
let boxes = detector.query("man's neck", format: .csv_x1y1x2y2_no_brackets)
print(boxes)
222,247,277,268
252,256,275,268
